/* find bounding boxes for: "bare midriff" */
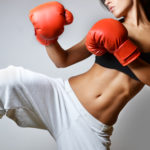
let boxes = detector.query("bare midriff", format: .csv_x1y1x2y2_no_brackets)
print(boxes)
68,63,144,126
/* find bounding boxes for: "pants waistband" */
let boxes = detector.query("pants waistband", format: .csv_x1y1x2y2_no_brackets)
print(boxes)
64,79,114,134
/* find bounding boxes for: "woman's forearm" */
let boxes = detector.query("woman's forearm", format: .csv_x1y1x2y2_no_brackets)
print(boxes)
45,41,68,68
128,58,150,86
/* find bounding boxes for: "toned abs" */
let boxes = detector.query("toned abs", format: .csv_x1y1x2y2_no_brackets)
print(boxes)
69,64,144,126
68,24,150,126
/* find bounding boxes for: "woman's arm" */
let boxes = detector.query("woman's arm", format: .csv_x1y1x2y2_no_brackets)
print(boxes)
128,58,150,86
45,41,68,68
45,37,92,68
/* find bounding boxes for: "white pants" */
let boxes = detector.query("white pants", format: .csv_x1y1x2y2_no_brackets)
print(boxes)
0,65,114,150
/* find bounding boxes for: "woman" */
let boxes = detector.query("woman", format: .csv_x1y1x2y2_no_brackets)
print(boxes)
0,0,150,150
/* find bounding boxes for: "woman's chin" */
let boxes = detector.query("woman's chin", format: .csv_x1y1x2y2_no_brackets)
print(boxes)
113,13,123,18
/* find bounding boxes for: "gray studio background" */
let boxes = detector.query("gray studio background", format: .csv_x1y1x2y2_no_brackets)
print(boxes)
0,0,150,149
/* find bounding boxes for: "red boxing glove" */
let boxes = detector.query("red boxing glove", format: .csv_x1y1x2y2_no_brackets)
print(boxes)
29,1,73,46
85,18,141,66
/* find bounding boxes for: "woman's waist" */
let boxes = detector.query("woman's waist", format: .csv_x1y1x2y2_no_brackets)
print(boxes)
69,70,143,99
68,72,144,126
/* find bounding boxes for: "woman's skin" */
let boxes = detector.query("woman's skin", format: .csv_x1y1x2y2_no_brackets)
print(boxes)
45,0,150,126
117,0,150,86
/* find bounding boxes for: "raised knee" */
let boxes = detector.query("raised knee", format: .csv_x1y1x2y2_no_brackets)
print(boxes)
0,65,21,87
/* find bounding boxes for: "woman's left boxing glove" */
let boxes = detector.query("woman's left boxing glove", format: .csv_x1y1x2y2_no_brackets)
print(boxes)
85,18,141,66
29,1,73,46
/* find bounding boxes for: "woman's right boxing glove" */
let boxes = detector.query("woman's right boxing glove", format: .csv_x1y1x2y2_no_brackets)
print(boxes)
29,1,73,46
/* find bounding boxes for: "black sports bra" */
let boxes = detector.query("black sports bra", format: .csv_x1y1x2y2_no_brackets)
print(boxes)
95,18,150,81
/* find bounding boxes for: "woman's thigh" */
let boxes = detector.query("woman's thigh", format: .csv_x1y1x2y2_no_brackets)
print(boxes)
0,65,78,140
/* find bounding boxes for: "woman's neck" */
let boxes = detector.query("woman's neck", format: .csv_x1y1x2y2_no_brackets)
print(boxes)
123,0,150,28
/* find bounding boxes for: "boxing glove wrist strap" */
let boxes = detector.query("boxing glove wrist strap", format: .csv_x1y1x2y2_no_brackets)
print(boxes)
114,39,141,66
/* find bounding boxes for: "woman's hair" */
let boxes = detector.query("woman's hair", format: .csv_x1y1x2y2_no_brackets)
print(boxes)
99,0,109,10
99,0,150,21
